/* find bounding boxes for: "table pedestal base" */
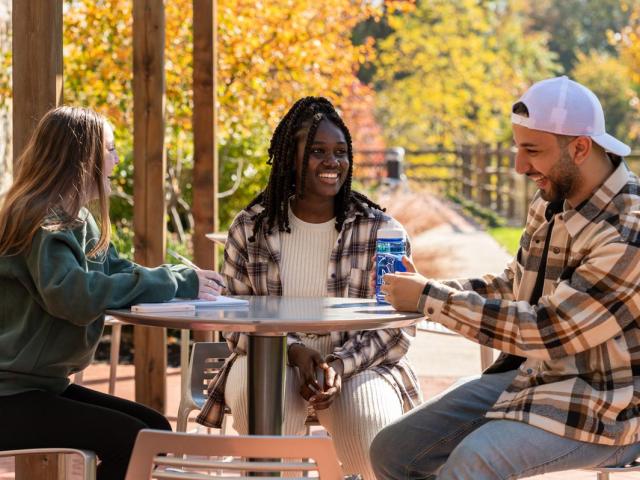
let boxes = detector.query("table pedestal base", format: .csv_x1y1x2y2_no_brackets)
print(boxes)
248,334,286,435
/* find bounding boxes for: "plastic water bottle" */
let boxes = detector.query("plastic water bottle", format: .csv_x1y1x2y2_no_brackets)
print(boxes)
375,227,407,304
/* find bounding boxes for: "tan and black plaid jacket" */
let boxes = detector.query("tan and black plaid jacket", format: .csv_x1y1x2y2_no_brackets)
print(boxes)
197,197,422,428
420,160,640,445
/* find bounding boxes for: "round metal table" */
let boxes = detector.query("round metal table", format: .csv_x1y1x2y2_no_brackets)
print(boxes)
107,296,423,435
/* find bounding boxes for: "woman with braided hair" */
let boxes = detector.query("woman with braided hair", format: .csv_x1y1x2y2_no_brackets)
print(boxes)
197,97,421,479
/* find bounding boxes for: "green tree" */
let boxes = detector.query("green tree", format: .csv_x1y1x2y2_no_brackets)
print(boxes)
616,2,640,143
372,0,557,149
525,0,635,73
572,51,638,146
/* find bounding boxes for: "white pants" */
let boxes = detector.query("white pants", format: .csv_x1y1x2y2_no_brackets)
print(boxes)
225,335,404,480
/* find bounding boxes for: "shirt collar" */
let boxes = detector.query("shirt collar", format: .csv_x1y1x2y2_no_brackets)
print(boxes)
247,196,378,228
343,196,377,224
563,160,632,238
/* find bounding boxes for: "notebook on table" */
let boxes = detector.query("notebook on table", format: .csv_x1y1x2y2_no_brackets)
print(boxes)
131,295,248,313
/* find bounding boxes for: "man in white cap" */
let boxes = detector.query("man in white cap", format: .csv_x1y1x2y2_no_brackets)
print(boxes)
370,76,640,479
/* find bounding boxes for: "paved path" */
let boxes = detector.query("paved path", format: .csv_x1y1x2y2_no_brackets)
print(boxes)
410,196,512,278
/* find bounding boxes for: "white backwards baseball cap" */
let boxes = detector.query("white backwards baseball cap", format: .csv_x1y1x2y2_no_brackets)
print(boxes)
511,76,631,157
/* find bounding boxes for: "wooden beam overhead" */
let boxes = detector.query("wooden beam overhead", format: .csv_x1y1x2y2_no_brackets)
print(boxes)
132,0,168,413
11,0,63,167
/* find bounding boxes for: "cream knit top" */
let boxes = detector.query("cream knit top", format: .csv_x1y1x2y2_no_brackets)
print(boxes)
280,209,339,297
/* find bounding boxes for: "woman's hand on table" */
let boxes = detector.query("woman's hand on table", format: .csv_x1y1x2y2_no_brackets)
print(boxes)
380,256,428,312
195,270,225,300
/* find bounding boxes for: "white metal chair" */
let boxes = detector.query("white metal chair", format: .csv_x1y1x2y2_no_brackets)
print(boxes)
124,429,344,479
586,459,640,479
73,315,123,395
176,341,231,432
0,447,96,480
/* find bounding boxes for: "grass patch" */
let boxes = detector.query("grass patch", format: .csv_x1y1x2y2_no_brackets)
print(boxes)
445,193,506,228
446,193,522,255
488,226,522,255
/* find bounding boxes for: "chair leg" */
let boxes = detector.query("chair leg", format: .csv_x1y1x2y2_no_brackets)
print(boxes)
176,404,193,432
479,345,494,371
221,413,229,435
180,329,190,395
73,370,84,385
108,322,122,396
301,423,312,478
596,472,610,480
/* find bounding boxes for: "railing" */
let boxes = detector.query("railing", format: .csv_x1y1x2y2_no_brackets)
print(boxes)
354,146,640,226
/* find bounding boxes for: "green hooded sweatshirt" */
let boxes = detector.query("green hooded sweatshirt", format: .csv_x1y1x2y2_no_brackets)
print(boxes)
0,209,198,396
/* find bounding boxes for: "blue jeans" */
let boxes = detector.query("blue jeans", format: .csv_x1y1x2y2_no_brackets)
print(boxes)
370,370,640,480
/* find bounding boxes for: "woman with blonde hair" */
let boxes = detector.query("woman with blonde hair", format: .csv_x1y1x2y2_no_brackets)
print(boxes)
0,106,223,480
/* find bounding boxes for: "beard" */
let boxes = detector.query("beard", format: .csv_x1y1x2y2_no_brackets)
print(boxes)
538,148,581,203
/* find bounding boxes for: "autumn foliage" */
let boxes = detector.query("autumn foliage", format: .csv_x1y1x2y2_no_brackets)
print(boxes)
62,0,410,148
57,0,414,230
617,3,640,141
372,0,557,149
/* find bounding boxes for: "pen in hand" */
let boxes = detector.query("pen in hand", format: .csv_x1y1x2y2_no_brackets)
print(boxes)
167,248,226,289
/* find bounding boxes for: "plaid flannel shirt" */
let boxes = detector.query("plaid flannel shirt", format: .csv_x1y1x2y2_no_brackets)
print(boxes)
420,160,640,445
197,197,422,428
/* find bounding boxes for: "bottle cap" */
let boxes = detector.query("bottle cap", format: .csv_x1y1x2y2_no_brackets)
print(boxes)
376,227,405,240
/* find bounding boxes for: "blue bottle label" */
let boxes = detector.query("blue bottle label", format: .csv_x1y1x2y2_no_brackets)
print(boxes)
375,252,407,304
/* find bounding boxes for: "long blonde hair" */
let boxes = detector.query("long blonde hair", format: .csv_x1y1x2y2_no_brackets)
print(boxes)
0,106,110,257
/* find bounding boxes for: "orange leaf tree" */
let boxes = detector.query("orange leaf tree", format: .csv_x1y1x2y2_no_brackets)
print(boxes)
56,0,411,247
617,2,640,142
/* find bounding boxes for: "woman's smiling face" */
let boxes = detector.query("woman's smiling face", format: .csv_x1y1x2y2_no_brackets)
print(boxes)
294,119,350,201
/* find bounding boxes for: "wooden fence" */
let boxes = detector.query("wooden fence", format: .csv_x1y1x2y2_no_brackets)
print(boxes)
353,146,640,226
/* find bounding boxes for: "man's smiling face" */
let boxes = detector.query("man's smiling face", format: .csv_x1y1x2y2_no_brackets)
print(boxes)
513,123,581,203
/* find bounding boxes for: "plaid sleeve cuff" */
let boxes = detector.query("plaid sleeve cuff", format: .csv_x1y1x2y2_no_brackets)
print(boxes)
326,351,356,379
286,333,304,348
418,280,456,320
417,281,432,313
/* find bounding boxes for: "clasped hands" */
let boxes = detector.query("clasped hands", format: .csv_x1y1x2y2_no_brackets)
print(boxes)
288,344,343,410
370,255,430,312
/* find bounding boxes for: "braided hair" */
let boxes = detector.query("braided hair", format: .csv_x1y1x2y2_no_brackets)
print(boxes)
247,96,383,242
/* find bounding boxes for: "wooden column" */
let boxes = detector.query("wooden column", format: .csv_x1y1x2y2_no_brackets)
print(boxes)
12,3,64,476
133,0,167,412
192,0,218,268
508,149,516,220
11,0,63,166
476,145,490,208
461,146,472,200
15,453,63,480
192,0,218,344
495,144,504,214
